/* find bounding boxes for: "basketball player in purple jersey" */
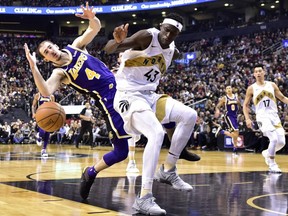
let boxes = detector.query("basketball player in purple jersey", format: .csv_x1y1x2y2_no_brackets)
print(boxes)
25,2,131,202
215,85,241,153
32,92,55,157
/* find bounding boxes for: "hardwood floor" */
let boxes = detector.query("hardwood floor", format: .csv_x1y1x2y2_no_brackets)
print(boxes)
0,143,287,216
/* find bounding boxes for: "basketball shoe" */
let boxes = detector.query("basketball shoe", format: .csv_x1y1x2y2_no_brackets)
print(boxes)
132,193,166,215
269,163,282,173
179,148,201,161
41,149,48,157
154,164,193,191
80,167,96,200
36,132,43,147
261,149,270,165
262,150,282,173
126,160,139,173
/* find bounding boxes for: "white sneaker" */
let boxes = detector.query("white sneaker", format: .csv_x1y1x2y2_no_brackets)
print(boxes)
132,193,166,215
126,161,139,173
41,149,48,157
269,163,282,173
36,133,43,147
261,149,269,165
154,164,193,191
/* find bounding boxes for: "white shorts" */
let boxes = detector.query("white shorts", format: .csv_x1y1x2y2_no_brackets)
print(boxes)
256,112,283,133
113,90,177,135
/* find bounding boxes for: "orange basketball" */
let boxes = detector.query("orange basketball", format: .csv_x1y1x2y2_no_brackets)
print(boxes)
35,102,66,132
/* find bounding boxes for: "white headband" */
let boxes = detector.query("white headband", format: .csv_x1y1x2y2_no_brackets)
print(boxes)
162,18,183,32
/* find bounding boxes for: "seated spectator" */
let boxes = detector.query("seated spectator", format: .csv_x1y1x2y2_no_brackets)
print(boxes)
13,129,24,144
9,121,20,144
191,117,210,150
94,120,110,146
57,125,66,144
21,123,31,144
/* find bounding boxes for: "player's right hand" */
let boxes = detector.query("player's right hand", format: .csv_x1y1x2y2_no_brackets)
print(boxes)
24,43,37,68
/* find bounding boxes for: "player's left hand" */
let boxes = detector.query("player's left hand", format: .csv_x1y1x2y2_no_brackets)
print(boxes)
113,23,129,44
75,2,95,20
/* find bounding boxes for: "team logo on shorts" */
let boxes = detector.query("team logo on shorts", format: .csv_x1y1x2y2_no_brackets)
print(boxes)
119,100,130,113
255,121,262,129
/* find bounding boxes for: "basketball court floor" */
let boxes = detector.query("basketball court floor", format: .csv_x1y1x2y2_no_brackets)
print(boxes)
0,143,287,216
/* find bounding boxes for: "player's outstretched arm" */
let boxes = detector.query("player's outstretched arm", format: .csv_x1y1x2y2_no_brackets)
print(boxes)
243,86,253,128
72,2,101,49
24,43,62,97
104,26,151,54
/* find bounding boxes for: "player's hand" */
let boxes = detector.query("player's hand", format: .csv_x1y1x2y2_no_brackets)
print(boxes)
24,43,37,68
75,2,95,20
113,23,129,44
91,117,96,123
245,119,253,129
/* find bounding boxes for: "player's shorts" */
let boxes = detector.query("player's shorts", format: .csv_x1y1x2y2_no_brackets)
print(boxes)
224,114,238,132
256,112,283,133
113,90,175,135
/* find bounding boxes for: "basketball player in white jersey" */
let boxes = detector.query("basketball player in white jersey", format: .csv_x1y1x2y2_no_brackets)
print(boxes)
104,14,197,215
112,53,199,174
243,65,288,173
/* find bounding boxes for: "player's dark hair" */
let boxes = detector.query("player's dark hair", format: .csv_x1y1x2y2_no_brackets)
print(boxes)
37,40,53,59
254,63,264,69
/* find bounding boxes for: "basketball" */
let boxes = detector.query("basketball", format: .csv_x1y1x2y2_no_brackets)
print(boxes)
35,102,66,132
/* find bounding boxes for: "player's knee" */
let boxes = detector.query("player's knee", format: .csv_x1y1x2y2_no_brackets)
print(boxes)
183,108,197,125
104,149,128,165
115,150,128,162
277,136,285,150
151,128,165,145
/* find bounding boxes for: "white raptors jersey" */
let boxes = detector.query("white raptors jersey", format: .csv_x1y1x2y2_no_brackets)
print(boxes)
252,81,278,115
115,27,175,91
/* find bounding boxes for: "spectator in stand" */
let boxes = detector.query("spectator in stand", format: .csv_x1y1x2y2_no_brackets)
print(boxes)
191,117,210,150
57,125,66,144
13,129,24,144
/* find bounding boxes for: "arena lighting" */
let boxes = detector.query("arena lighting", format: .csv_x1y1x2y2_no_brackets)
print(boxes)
283,40,288,48
0,21,20,24
0,0,215,15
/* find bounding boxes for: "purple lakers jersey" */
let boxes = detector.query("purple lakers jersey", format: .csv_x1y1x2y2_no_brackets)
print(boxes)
225,94,238,118
60,45,128,139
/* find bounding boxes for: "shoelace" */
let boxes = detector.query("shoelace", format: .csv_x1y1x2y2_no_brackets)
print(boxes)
165,170,186,186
